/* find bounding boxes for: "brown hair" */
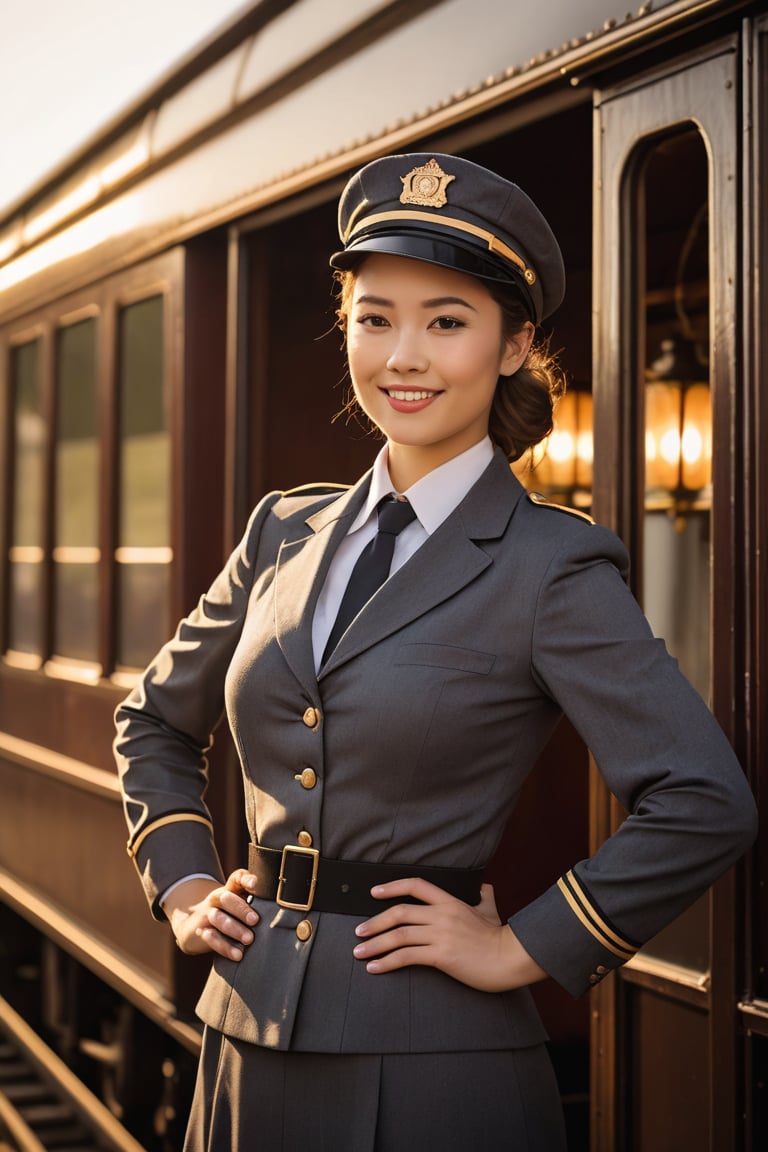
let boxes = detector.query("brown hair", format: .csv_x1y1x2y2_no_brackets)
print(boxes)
334,266,565,463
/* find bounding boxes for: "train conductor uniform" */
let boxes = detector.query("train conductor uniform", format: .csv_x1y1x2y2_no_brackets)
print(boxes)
114,153,757,1150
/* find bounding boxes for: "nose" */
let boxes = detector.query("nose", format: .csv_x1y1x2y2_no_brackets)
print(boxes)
386,329,429,374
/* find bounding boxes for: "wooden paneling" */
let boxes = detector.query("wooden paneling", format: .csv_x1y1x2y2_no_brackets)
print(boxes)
626,987,709,1151
0,757,166,979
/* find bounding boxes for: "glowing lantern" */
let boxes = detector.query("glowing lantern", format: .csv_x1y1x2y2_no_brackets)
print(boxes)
529,390,593,503
645,337,711,515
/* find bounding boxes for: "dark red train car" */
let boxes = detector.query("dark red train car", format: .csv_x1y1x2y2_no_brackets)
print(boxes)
1,2,766,1148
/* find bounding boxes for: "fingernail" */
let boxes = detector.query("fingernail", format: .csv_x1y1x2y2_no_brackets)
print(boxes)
353,944,366,958
371,885,385,896
246,911,258,925
366,961,381,973
355,923,368,937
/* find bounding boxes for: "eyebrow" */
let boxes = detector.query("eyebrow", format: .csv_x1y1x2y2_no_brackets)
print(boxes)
355,293,477,311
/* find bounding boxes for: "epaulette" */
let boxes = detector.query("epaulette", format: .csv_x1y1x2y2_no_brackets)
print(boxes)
282,482,350,498
527,491,595,524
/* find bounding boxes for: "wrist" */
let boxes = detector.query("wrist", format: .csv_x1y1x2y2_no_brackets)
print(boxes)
163,877,219,923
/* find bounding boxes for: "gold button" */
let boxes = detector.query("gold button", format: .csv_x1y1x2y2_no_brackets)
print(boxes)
302,706,321,729
295,768,317,790
297,830,313,848
596,965,609,975
588,974,601,985
296,919,313,942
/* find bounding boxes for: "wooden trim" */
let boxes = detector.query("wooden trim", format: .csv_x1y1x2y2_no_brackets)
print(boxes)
738,999,768,1039
0,329,8,656
99,287,117,675
0,730,120,800
224,227,249,554
165,251,186,629
744,12,768,1016
591,978,619,1152
620,956,711,1009
226,226,271,536
592,37,743,1151
703,40,741,1152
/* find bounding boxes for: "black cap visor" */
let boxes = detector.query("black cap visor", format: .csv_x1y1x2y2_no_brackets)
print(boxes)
330,230,537,321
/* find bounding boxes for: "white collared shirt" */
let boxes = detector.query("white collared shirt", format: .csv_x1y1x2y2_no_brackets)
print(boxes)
311,437,494,670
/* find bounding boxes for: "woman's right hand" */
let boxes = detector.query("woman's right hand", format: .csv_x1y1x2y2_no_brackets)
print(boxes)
164,870,260,961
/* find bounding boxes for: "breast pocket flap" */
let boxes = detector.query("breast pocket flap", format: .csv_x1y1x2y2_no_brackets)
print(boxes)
395,642,495,675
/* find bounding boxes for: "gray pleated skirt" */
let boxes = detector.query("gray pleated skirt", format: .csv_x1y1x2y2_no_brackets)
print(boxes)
183,1028,567,1152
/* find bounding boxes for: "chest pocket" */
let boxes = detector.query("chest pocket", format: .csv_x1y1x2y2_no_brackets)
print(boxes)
395,642,495,675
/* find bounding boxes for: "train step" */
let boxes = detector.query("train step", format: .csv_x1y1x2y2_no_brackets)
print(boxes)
0,995,146,1152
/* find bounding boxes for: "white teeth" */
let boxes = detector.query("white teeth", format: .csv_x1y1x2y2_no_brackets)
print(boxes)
387,390,434,401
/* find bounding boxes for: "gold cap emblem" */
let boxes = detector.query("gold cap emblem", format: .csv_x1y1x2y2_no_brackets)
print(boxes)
400,159,455,208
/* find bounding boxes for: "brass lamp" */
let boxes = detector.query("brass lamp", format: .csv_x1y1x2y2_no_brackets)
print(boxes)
645,336,711,525
525,389,593,508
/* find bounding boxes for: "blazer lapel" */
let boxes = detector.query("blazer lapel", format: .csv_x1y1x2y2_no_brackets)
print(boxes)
274,474,371,694
319,450,525,676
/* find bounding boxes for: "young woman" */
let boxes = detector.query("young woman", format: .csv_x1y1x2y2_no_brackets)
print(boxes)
115,153,757,1151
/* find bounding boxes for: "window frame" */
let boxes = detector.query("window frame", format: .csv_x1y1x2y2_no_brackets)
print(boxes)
4,325,49,667
51,305,101,673
0,249,184,685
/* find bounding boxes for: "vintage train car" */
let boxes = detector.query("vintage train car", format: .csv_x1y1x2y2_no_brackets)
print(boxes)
0,1,766,1148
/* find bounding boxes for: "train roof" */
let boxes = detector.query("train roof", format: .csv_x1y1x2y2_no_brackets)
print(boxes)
0,0,748,319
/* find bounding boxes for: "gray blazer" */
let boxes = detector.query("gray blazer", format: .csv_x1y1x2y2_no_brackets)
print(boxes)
114,449,757,1053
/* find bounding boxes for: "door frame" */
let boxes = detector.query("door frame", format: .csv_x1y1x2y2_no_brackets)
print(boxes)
591,35,744,1152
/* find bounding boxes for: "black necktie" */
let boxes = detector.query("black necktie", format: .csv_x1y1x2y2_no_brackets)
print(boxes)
322,496,416,663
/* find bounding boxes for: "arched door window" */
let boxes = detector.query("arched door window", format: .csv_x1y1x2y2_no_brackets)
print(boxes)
637,126,712,970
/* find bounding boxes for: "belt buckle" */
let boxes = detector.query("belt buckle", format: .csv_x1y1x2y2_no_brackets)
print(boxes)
276,844,320,911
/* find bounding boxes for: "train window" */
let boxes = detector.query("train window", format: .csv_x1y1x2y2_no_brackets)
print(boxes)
7,338,45,662
115,295,171,670
53,317,99,667
642,130,711,703
636,127,711,971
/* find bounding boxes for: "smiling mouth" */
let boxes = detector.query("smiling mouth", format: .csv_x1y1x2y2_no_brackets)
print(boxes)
385,389,439,401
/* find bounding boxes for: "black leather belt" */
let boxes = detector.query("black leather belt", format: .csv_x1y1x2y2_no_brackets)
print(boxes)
247,843,484,917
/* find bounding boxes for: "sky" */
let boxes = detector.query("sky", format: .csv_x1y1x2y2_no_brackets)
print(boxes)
0,0,249,216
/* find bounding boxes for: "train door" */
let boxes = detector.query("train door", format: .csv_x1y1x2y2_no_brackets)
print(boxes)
592,34,747,1152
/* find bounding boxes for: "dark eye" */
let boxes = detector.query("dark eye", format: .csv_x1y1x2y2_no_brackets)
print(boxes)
358,313,389,327
431,316,463,330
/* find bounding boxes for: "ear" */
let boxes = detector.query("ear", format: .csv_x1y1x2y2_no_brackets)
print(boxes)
500,321,535,377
